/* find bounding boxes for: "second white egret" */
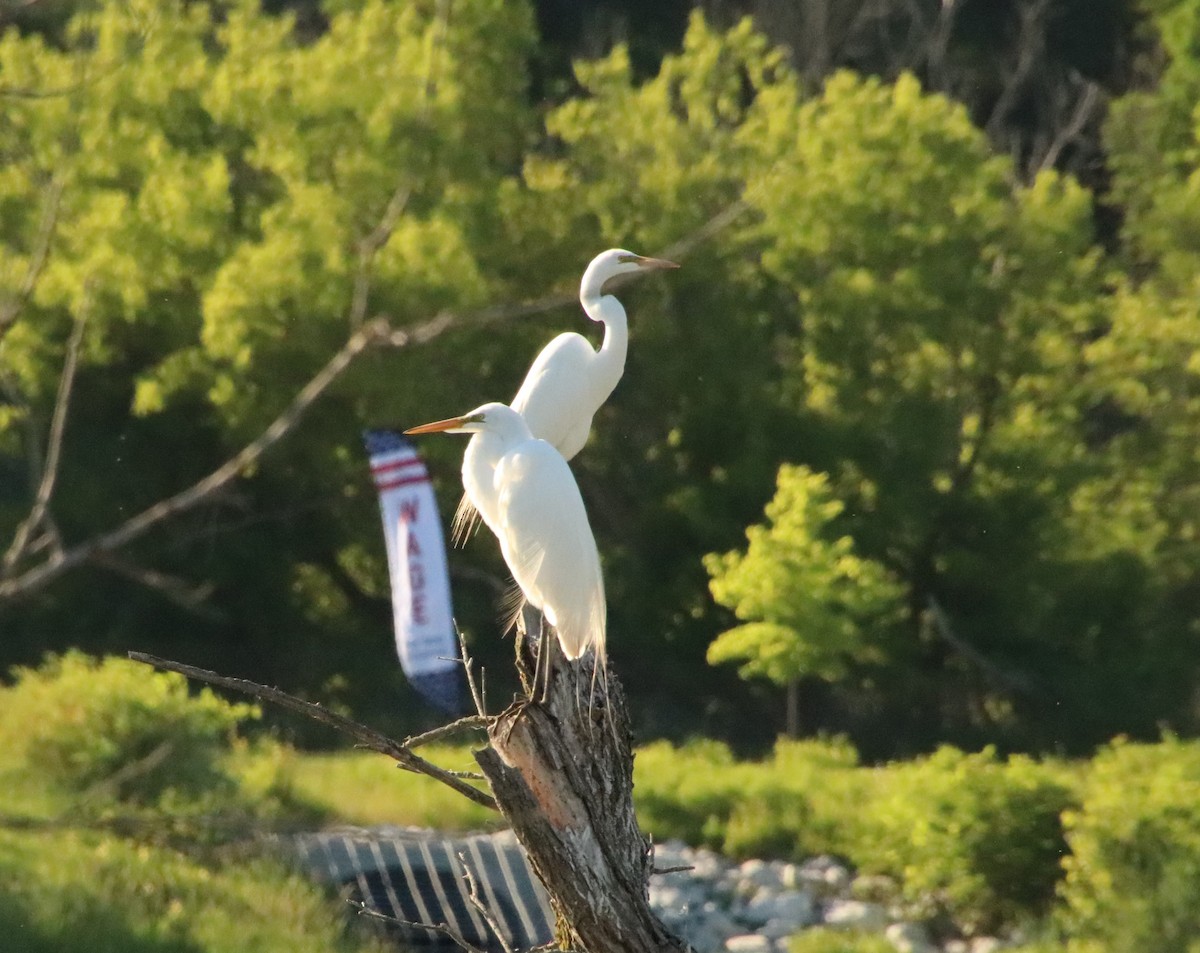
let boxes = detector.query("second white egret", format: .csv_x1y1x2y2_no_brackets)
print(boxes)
511,248,679,459
406,402,606,670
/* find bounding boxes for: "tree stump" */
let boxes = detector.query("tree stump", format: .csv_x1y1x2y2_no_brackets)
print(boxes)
475,640,692,953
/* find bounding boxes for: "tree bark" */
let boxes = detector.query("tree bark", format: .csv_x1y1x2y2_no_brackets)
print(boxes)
476,642,692,953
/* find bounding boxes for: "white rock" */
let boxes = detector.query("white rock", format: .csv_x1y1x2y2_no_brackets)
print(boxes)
795,855,851,895
761,917,804,940
696,905,740,942
971,938,1004,953
823,863,852,892
943,942,969,953
692,849,727,879
774,890,816,927
742,888,778,927
823,899,888,931
778,862,802,889
725,935,773,953
739,858,780,889
885,922,937,953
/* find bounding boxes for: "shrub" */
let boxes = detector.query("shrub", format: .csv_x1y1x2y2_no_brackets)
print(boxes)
0,651,257,803
633,737,863,862
1057,736,1200,953
854,746,1074,933
789,928,895,953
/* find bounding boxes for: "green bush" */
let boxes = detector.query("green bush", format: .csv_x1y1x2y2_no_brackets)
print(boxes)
0,651,257,803
1057,736,1200,953
789,928,895,953
633,737,864,861
854,746,1073,933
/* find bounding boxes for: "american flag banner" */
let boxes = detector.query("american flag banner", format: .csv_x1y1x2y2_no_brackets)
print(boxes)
363,429,463,714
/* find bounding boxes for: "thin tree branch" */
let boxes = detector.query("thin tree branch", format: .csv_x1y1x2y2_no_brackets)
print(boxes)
0,172,65,344
127,651,499,811
349,184,413,329
925,596,1037,697
350,900,490,953
458,851,516,953
3,301,87,574
458,627,488,718
404,714,490,749
77,740,174,804
1036,77,1103,175
91,553,223,620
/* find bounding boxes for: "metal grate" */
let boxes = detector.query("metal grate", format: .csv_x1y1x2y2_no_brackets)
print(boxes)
292,828,555,951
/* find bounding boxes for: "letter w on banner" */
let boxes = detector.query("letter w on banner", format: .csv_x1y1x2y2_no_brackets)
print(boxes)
363,430,463,714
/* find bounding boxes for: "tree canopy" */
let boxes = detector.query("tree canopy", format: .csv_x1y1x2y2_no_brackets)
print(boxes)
2,0,1198,756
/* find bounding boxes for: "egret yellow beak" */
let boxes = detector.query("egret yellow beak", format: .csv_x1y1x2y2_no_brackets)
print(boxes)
404,415,469,435
635,256,680,270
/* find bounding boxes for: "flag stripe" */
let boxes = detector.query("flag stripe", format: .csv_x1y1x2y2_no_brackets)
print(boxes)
372,457,423,476
375,474,432,491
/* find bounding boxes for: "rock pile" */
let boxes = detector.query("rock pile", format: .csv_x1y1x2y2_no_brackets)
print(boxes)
647,841,1006,953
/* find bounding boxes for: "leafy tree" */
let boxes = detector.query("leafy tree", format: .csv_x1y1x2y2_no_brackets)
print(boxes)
705,464,904,736
705,464,903,690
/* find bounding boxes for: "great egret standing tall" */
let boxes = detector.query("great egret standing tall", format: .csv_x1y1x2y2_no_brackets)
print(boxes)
453,248,678,542
406,402,606,680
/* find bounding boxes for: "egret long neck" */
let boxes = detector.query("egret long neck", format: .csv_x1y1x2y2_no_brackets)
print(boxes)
581,292,628,393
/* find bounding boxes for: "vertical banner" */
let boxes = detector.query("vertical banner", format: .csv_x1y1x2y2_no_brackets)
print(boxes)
363,430,462,714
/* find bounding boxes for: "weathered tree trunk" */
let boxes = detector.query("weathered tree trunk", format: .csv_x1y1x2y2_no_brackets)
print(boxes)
476,640,692,953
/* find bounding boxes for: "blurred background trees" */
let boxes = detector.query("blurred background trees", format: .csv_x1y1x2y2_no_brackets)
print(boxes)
2,0,1198,758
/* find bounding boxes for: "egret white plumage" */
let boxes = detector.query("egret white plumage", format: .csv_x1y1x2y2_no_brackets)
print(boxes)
406,403,606,669
452,248,678,543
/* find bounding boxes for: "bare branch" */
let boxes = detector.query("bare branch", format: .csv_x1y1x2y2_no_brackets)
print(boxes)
459,628,488,718
984,0,1052,144
458,851,516,953
349,184,413,329
0,318,383,601
0,173,65,345
1035,76,1104,175
77,740,174,805
925,596,1037,697
3,301,87,574
350,900,490,953
128,651,499,810
91,553,223,620
404,714,490,749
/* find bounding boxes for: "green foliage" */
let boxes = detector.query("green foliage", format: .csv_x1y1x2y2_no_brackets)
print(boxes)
632,738,863,861
0,826,390,953
788,930,896,953
1057,736,1200,953
855,747,1073,933
706,464,903,684
0,651,256,802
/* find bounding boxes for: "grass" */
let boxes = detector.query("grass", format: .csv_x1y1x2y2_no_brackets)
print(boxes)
287,745,497,831
0,824,392,953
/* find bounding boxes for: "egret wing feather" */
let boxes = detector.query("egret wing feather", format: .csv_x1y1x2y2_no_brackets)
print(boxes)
495,442,605,661
510,333,601,460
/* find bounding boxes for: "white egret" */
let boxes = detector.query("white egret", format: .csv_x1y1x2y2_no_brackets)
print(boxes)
512,248,679,458
406,402,606,672
452,248,678,543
